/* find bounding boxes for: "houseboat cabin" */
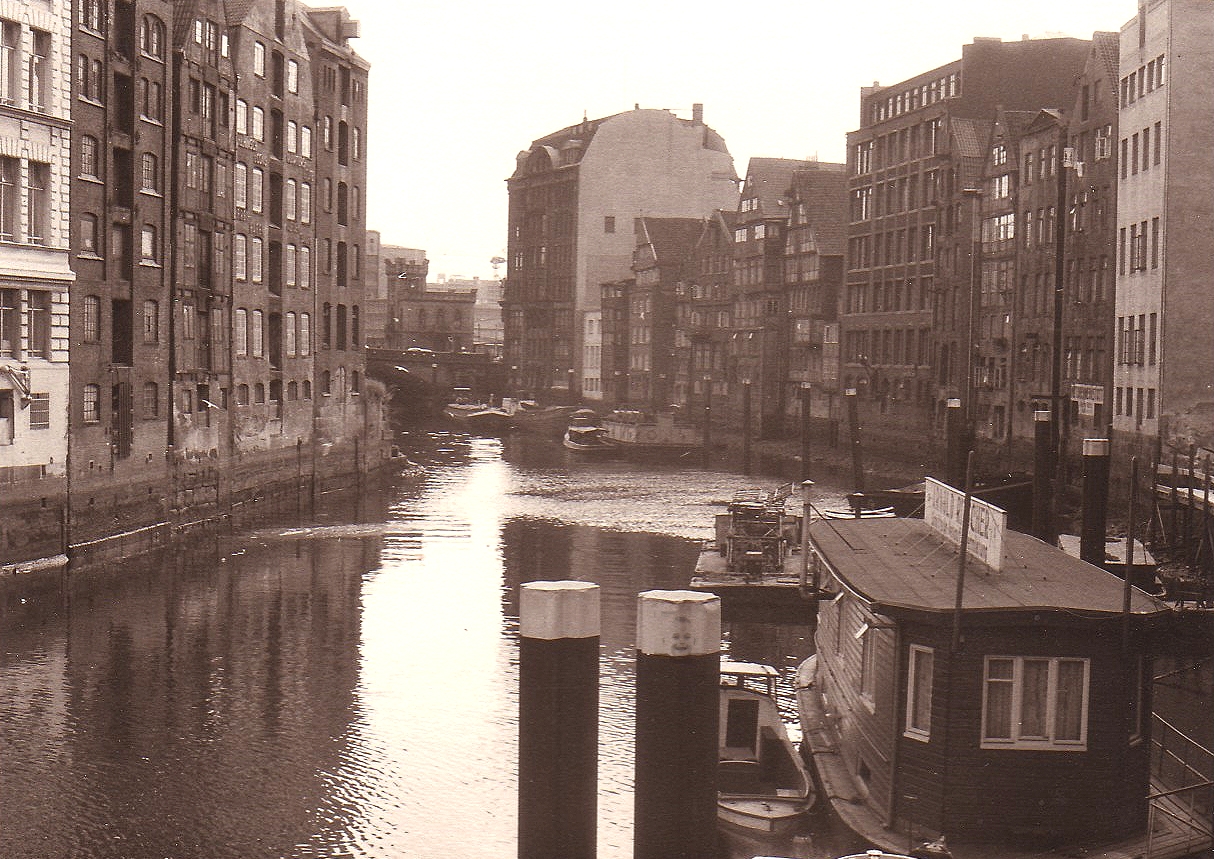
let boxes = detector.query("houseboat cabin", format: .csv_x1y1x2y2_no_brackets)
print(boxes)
800,491,1171,851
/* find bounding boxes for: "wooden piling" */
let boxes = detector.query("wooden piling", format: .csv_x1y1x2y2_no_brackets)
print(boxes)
742,380,752,474
845,388,864,492
800,383,812,483
1032,410,1053,542
519,581,600,859
1080,439,1111,569
633,590,720,859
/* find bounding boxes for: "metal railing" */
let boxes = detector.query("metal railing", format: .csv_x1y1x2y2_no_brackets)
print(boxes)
1147,714,1214,858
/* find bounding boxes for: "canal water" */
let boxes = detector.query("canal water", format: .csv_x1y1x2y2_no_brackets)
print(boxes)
0,430,850,859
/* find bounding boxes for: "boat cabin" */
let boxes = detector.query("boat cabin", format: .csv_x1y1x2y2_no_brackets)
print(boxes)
802,481,1172,848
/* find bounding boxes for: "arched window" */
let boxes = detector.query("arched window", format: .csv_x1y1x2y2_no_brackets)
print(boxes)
302,379,312,399
254,382,265,403
236,383,249,405
140,15,165,58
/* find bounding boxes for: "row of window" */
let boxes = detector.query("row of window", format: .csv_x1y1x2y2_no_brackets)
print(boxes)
1118,312,1158,367
1120,55,1165,108
842,327,931,367
869,73,960,125
1120,122,1164,179
853,118,945,175
1119,218,1162,275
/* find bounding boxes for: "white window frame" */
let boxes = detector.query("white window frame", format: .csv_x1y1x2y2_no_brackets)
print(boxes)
980,655,1090,751
253,42,265,77
904,645,934,742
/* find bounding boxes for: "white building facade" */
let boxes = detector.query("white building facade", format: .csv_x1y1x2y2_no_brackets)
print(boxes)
0,0,72,479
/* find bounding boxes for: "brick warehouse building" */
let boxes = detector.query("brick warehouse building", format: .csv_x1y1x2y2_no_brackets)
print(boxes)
1,0,381,570
842,36,1092,472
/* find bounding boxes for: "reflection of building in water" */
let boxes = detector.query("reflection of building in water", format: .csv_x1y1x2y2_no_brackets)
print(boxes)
0,536,375,857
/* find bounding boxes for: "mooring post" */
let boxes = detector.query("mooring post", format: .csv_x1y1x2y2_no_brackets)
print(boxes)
634,590,720,859
518,581,600,859
845,388,864,492
1032,410,1054,542
801,480,816,596
1080,439,1111,569
800,383,812,483
945,398,965,489
742,379,752,474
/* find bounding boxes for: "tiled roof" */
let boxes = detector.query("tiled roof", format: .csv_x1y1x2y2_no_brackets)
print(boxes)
950,117,992,159
1092,31,1120,87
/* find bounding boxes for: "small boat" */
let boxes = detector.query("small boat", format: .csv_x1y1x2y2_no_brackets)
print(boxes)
563,423,614,452
820,505,895,519
718,660,815,837
501,399,577,435
442,401,513,432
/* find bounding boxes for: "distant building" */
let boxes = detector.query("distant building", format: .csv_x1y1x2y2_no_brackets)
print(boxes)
363,230,386,347
378,247,475,353
1114,0,1214,458
435,276,503,357
672,211,736,416
626,217,703,409
505,104,738,401
844,36,1092,454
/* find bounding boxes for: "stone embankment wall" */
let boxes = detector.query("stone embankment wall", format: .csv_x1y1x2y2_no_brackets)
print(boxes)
0,437,394,573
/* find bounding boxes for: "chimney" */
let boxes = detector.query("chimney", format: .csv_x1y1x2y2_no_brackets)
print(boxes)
692,103,703,124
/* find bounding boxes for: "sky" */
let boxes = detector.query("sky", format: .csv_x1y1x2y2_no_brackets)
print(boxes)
355,0,1140,282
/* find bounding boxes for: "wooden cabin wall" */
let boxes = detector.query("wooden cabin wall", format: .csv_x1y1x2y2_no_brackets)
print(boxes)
815,588,898,823
893,621,1151,845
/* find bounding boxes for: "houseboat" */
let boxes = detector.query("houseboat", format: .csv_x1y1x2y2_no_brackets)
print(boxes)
600,410,702,456
796,478,1199,857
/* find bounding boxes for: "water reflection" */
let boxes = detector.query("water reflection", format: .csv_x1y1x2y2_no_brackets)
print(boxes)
1,430,834,859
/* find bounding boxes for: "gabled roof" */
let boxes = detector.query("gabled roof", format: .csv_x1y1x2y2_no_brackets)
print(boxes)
809,518,1170,620
637,217,705,267
1091,31,1120,87
788,167,848,257
741,158,815,218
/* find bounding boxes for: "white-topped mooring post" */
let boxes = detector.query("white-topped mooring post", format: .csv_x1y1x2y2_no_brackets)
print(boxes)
1032,410,1054,542
1080,439,1111,569
518,581,600,859
633,590,721,859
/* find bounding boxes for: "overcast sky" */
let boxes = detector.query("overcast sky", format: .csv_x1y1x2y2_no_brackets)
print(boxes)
357,0,1138,282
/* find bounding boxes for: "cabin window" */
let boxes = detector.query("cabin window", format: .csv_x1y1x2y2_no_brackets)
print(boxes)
981,656,1089,750
905,645,934,741
859,623,878,705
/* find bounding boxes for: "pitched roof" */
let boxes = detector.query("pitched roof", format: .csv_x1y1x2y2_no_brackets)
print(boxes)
788,167,848,256
639,217,705,266
741,158,816,218
1092,31,1120,88
808,518,1170,619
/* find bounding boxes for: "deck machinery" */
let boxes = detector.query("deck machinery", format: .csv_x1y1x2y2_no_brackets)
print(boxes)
716,489,794,582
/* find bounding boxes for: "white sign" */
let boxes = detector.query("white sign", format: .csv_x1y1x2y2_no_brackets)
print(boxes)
924,477,1007,571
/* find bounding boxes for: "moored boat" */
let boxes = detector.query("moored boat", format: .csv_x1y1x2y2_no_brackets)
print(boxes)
442,401,513,432
718,661,815,837
563,422,614,452
599,410,702,455
501,398,577,435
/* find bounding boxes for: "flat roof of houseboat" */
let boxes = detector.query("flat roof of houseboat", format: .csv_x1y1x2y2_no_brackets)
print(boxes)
807,518,1170,617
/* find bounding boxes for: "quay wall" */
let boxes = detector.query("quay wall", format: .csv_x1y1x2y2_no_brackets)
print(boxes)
0,436,394,573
